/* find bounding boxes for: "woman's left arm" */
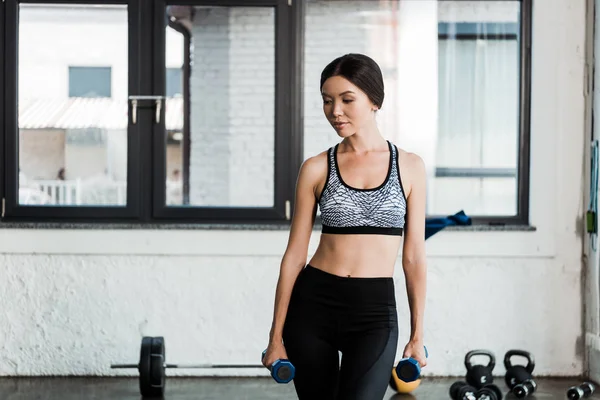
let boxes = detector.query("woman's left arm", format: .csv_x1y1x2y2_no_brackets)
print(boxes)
401,153,428,366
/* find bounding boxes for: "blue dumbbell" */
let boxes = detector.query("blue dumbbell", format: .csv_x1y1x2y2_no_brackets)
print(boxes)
261,350,295,383
395,346,429,383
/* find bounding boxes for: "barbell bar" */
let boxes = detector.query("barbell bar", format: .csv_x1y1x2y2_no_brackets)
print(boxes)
110,336,295,398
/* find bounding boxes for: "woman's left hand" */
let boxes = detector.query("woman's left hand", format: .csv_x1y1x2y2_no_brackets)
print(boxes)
402,340,428,367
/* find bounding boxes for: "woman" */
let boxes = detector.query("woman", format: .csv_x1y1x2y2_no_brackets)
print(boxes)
263,53,427,400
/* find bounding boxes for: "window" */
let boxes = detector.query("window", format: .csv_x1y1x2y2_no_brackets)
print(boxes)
435,20,524,218
303,0,530,224
1,0,293,222
1,0,530,226
7,3,132,219
68,66,112,98
162,6,278,210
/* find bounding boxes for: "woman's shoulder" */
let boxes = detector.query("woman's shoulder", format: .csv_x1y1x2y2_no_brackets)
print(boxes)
389,141,425,170
296,149,329,181
301,149,329,175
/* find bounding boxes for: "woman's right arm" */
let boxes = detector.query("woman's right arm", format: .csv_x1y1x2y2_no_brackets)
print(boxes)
263,155,324,365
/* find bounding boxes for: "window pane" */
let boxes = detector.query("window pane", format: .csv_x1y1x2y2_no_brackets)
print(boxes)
430,177,517,216
18,4,128,206
303,0,522,217
165,6,275,207
437,39,519,168
436,1,521,217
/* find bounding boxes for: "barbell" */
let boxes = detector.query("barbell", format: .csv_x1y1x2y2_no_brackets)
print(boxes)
110,336,295,398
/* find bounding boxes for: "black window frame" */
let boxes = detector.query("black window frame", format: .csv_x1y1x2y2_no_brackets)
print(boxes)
0,0,531,227
2,0,142,221
434,3,532,225
149,0,296,223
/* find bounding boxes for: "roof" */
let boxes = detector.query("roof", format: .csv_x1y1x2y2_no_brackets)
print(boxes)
18,97,184,131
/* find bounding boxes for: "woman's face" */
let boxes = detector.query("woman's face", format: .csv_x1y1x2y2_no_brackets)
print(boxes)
321,75,378,138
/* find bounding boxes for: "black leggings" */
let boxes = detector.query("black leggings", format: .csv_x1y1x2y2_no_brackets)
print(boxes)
282,265,399,400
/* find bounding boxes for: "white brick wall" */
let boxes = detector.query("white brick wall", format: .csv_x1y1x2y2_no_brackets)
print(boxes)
189,8,231,206
189,7,274,207
228,8,275,207
303,1,374,160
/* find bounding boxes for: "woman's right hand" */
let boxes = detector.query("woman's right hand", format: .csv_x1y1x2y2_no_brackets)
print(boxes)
262,340,289,369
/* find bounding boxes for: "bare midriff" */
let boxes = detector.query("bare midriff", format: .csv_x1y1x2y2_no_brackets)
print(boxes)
308,233,402,278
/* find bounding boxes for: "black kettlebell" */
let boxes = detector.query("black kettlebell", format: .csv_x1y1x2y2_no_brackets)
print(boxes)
475,383,503,400
449,381,477,400
465,350,495,389
504,350,535,389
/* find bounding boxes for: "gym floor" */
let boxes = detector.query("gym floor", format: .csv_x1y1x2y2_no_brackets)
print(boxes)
0,377,597,399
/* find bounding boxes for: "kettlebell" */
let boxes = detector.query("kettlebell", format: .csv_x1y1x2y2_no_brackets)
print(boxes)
503,349,536,397
464,350,495,389
504,350,535,388
476,383,503,400
449,381,477,400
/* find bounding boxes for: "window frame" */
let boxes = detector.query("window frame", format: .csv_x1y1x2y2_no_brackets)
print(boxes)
0,0,531,227
164,20,191,205
149,0,296,223
430,1,532,225
2,0,143,221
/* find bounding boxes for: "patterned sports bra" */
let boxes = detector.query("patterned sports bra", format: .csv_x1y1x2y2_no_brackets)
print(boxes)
318,140,407,236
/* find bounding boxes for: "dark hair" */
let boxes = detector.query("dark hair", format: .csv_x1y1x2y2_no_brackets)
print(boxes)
320,53,385,109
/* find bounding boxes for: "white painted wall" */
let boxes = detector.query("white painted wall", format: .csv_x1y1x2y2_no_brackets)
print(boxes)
0,0,588,379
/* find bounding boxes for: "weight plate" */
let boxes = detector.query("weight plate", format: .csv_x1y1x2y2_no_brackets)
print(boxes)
138,337,166,398
139,337,153,397
150,337,166,397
